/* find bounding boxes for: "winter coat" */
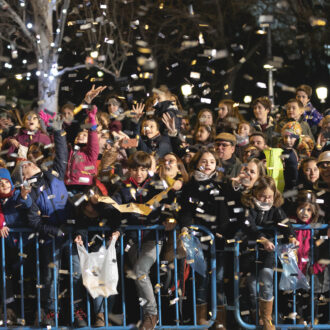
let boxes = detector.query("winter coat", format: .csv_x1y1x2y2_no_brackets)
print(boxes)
138,133,172,158
5,128,51,157
97,176,167,242
179,174,232,247
303,102,323,128
250,116,276,147
219,154,242,179
65,129,99,186
0,189,32,247
241,206,294,270
27,129,70,237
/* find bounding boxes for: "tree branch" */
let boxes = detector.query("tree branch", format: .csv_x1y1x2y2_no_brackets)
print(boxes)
57,63,117,77
0,0,35,45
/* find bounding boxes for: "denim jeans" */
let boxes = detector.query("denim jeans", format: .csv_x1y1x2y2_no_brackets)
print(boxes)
39,238,63,311
128,240,162,315
196,251,226,305
246,267,274,307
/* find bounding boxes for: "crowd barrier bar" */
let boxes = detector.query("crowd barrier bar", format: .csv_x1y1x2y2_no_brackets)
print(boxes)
1,224,216,329
233,224,330,330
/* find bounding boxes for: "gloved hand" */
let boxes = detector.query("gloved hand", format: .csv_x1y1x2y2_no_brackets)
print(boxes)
49,114,64,131
87,105,98,126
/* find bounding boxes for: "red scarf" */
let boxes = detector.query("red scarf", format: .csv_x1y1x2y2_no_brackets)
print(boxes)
295,217,325,275
0,203,5,229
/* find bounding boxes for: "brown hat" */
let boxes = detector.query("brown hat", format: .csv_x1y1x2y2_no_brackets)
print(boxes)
317,151,330,164
215,132,236,145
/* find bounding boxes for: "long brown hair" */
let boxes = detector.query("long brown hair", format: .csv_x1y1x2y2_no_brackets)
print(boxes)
242,176,283,209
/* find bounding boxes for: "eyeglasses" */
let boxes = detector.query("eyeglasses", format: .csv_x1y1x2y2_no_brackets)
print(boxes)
215,142,231,148
319,162,330,169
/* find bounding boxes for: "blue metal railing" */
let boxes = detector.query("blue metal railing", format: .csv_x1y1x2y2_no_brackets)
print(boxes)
233,224,330,330
0,225,217,329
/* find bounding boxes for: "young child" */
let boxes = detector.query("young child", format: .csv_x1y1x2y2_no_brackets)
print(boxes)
250,96,275,147
235,121,253,160
276,99,315,143
296,84,323,135
3,111,51,159
280,122,314,190
298,158,320,189
64,106,99,192
92,151,176,329
179,148,230,329
0,168,32,325
290,190,328,324
138,117,172,157
215,99,242,134
192,124,215,147
241,176,298,330
11,116,69,326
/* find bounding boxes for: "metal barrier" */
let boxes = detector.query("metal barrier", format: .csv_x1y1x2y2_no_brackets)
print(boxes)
0,225,216,329
233,224,330,330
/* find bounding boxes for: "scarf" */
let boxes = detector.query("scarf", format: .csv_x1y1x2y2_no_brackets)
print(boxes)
193,170,216,182
0,203,5,229
253,197,273,211
295,217,326,275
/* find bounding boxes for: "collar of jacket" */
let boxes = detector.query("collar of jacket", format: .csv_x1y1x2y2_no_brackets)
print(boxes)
124,176,151,189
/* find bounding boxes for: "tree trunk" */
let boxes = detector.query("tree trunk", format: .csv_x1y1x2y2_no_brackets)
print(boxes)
38,74,60,114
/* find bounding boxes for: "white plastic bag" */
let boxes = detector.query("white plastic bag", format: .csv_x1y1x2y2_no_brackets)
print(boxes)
77,240,118,299
276,243,310,291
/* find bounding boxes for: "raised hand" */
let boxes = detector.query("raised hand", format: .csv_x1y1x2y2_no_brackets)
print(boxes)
84,85,107,104
131,103,145,119
162,112,177,135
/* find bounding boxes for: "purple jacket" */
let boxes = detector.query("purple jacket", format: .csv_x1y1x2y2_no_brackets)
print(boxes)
65,130,99,186
303,102,323,127
5,129,52,156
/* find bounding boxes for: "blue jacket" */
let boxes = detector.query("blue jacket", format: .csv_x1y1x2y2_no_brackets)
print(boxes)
1,189,32,246
27,129,70,236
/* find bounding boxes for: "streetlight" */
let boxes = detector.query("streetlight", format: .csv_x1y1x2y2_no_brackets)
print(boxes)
316,86,328,103
243,95,252,103
259,15,274,107
181,84,192,97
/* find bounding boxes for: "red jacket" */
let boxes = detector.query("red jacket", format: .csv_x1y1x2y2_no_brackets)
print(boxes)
65,130,99,186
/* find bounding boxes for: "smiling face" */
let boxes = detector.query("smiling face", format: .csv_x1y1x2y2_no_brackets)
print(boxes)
319,162,330,186
297,203,313,223
75,131,88,144
286,101,303,121
142,120,159,139
108,103,119,115
130,166,149,184
241,161,260,188
303,160,319,183
197,152,216,175
195,126,210,142
24,113,40,131
0,179,12,195
199,111,213,126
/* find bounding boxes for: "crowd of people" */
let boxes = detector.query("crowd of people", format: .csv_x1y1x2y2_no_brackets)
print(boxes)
0,83,329,330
